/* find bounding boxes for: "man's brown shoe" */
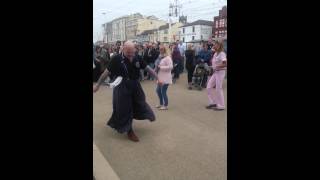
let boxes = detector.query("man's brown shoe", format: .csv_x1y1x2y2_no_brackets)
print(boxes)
127,130,139,142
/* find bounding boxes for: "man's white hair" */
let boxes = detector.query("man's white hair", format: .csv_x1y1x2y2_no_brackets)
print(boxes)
123,41,135,49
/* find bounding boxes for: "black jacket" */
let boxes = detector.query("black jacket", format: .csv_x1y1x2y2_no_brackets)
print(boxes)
143,48,151,63
185,50,196,70
143,48,159,64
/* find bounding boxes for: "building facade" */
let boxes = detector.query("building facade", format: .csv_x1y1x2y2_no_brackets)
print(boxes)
111,16,128,43
158,22,183,43
104,13,183,43
126,13,144,41
179,20,213,43
104,14,166,43
105,22,113,43
212,6,227,38
136,29,157,43
136,17,166,38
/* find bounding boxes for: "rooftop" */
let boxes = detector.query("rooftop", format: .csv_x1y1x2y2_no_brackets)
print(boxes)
179,20,213,28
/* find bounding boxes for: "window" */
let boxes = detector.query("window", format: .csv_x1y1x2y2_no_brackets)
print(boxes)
192,26,195,32
183,37,185,42
220,32,223,37
164,29,168,34
201,35,203,40
192,36,195,40
220,19,225,28
216,21,219,28
183,28,185,33
164,37,168,41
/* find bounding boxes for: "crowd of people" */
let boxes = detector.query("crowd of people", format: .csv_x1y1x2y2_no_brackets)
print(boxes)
93,40,220,84
93,39,227,142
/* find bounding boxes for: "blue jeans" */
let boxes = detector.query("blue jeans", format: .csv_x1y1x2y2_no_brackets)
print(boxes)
156,84,169,106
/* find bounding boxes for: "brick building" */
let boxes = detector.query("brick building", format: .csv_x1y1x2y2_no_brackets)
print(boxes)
212,6,227,38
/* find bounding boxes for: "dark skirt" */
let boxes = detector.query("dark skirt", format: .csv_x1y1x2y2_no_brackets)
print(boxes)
107,79,156,133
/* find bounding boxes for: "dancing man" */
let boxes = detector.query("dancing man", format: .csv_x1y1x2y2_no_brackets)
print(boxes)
93,41,160,142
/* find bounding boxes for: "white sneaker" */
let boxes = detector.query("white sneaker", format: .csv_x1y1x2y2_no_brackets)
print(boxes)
159,106,168,110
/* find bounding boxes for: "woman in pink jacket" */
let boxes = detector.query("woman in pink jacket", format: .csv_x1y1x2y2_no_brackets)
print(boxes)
155,45,173,110
206,41,227,111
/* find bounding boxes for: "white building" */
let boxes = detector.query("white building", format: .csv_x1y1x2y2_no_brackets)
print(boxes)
178,20,213,43
111,16,128,43
103,16,128,43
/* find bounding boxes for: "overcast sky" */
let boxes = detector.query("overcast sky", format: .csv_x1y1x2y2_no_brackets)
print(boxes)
93,0,227,42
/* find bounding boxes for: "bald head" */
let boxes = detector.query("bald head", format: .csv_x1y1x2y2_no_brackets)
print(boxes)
124,41,135,49
123,41,136,61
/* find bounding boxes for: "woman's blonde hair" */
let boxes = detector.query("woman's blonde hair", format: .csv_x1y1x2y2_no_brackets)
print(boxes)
159,44,171,57
215,41,224,53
